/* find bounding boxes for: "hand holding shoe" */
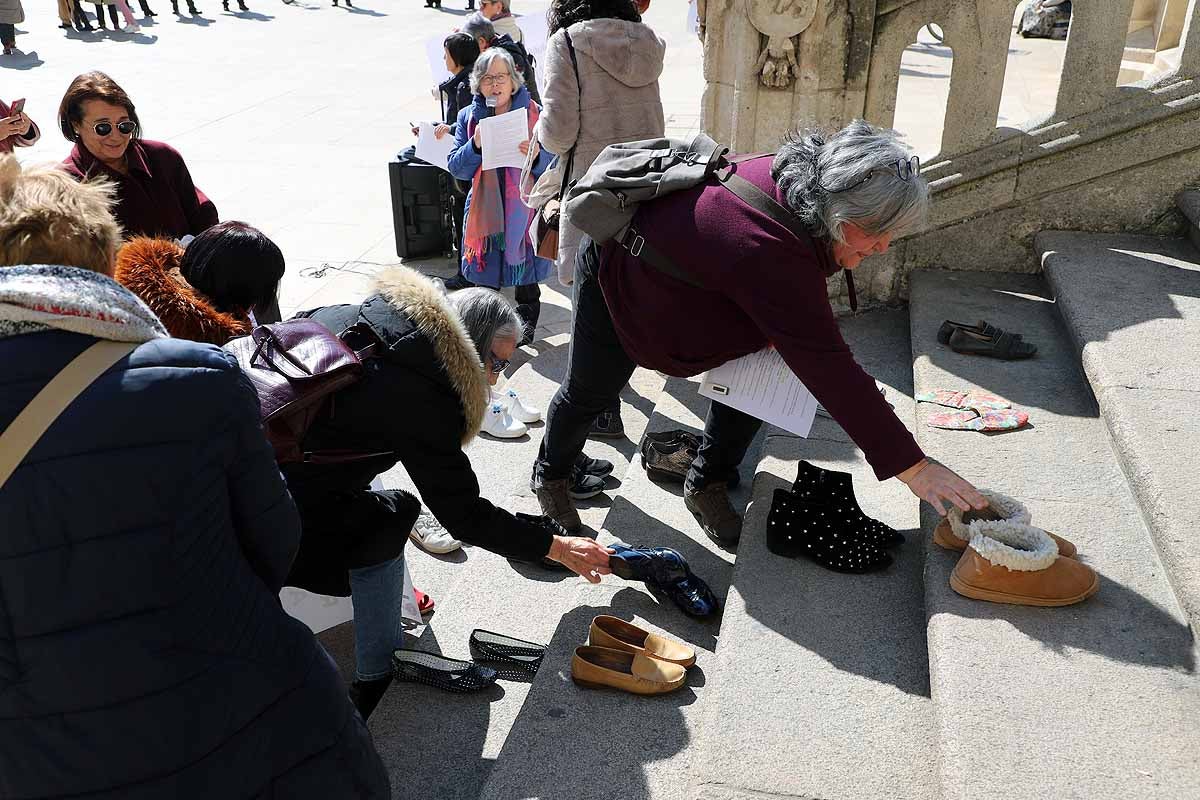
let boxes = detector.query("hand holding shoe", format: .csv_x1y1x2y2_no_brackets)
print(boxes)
898,458,988,516
549,536,615,584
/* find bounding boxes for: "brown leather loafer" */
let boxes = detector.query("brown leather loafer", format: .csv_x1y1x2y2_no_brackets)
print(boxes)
588,615,696,668
571,646,687,695
949,521,1098,607
934,517,1078,559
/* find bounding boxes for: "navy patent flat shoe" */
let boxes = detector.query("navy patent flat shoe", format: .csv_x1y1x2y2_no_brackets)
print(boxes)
608,543,720,618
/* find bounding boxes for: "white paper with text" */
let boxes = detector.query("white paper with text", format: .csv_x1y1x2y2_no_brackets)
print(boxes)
415,122,455,172
480,107,529,171
699,347,818,438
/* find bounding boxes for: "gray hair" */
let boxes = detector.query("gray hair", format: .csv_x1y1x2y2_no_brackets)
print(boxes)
771,120,930,244
461,13,495,43
447,287,523,366
469,48,525,96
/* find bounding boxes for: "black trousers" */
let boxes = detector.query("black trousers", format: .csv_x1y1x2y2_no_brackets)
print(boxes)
93,3,119,24
534,238,761,486
0,23,13,44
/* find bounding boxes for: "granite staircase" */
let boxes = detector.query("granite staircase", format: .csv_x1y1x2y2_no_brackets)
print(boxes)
317,191,1200,797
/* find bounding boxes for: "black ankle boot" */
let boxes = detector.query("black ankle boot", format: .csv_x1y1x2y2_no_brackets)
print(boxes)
349,676,393,721
766,488,893,573
792,460,904,548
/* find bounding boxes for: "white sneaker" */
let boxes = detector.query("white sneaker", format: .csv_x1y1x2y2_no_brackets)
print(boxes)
409,511,462,554
480,401,527,439
495,387,541,424
126,22,140,31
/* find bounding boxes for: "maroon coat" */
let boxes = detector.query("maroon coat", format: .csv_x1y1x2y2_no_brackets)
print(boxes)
62,139,218,239
598,155,924,480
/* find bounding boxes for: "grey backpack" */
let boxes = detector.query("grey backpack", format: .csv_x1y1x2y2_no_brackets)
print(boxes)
564,132,857,310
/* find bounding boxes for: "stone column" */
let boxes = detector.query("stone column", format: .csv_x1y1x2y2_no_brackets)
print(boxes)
701,0,880,152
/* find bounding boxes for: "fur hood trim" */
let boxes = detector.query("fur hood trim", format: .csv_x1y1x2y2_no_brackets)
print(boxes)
114,237,251,347
372,266,488,445
947,489,1031,543
967,520,1058,572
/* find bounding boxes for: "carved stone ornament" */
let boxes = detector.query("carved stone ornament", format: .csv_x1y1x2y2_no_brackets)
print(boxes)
747,0,819,88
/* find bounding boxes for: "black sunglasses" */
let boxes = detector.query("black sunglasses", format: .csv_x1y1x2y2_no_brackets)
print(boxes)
93,120,136,137
821,155,920,194
488,353,510,374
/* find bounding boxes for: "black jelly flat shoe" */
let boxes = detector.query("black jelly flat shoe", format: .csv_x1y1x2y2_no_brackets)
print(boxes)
766,489,892,574
468,630,545,679
793,461,903,548
608,543,719,618
390,649,497,693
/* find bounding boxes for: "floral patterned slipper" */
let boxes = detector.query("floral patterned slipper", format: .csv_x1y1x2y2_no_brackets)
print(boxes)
916,389,1012,411
927,408,1029,432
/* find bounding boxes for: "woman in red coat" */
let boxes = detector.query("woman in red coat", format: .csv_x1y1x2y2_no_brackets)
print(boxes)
58,71,218,240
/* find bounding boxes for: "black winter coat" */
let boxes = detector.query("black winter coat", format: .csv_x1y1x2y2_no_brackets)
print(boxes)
282,267,554,593
440,69,474,130
0,331,389,799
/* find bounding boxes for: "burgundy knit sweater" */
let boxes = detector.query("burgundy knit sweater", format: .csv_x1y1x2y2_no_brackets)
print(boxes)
62,139,218,240
598,155,924,480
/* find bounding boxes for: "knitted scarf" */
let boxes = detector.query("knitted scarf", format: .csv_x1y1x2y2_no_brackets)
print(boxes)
0,264,168,343
462,89,541,279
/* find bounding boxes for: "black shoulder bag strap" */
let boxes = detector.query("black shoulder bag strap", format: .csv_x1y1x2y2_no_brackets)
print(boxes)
620,153,858,312
556,29,581,201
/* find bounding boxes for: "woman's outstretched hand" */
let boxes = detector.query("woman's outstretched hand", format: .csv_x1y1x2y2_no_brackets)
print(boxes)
549,535,615,584
898,458,988,516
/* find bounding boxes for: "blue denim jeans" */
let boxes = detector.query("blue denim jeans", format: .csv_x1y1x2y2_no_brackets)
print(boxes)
348,554,406,682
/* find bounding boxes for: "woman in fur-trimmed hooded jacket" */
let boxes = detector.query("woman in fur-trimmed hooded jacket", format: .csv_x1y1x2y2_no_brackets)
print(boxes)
280,266,612,719
115,237,251,345
114,222,285,344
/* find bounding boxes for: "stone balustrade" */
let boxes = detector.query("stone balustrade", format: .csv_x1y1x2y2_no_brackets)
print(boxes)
700,0,1200,306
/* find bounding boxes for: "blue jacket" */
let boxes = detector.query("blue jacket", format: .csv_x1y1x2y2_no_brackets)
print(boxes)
0,331,388,800
448,87,555,288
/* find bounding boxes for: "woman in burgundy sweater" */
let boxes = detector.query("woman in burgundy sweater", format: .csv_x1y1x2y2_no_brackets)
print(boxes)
532,120,987,543
59,71,218,241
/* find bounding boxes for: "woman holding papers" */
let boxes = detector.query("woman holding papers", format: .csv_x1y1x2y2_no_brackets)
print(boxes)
531,120,989,542
448,47,554,343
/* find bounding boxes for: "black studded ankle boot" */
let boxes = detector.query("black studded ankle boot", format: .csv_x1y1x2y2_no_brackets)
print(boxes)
766,488,892,573
792,460,904,548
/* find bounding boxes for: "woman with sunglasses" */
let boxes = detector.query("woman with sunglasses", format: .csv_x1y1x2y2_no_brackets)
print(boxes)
277,272,614,720
59,71,218,240
532,120,989,543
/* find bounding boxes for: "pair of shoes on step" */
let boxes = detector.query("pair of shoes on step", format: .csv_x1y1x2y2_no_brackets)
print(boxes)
766,461,905,574
934,490,1098,606
389,630,546,696
480,388,541,438
572,615,695,695
608,542,719,618
640,429,741,489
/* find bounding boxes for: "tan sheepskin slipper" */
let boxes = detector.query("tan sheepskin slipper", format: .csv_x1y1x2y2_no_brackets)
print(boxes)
949,519,1098,607
933,489,1077,559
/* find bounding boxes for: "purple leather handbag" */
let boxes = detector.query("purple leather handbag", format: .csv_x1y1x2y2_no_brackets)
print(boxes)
225,320,389,464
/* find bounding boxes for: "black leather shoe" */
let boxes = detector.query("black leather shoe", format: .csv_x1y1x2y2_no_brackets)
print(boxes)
348,676,392,721
608,543,719,618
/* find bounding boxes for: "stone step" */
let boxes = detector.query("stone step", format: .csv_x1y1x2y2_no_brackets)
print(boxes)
685,309,937,800
314,314,668,799
909,269,1200,800
478,374,762,800
1178,189,1200,251
1039,230,1200,632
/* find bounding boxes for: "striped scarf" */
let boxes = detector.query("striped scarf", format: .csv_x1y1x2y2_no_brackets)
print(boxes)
462,90,541,278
